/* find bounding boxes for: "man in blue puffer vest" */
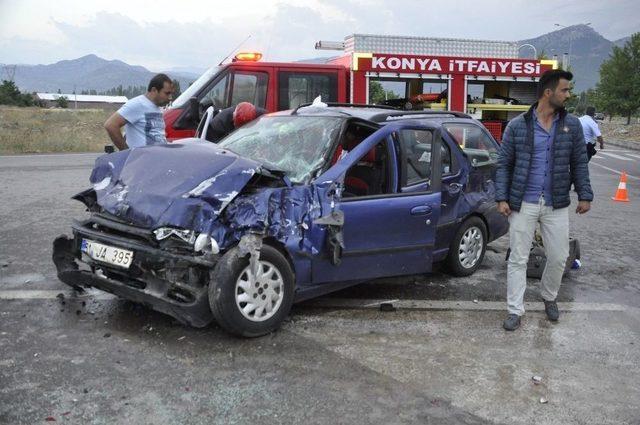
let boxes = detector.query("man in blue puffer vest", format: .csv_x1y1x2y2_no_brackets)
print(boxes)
496,69,593,331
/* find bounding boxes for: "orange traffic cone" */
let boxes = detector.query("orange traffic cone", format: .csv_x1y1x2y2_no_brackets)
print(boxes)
612,172,630,202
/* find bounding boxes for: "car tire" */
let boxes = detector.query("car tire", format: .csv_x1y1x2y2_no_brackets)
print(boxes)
209,244,295,337
445,217,487,277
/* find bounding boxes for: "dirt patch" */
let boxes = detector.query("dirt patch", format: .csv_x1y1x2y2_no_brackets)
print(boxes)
598,116,640,144
0,106,112,154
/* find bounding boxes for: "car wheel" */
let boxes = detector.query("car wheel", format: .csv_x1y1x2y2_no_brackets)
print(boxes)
445,217,487,277
209,244,294,337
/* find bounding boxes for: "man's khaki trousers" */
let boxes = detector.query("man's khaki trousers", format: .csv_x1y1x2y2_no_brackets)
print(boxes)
507,197,569,316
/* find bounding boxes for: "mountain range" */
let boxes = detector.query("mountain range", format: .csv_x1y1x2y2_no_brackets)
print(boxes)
0,54,199,94
518,24,631,92
1,25,634,94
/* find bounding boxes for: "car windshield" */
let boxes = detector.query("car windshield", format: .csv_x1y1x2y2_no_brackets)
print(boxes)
171,65,221,108
218,116,343,184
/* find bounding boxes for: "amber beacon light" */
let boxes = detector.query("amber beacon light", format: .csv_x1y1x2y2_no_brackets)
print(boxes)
233,52,263,62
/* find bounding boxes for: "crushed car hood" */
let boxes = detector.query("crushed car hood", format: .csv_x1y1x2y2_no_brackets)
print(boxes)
90,140,267,232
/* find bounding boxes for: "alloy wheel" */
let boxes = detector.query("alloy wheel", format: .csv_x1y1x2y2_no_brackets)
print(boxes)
235,260,284,322
458,226,484,269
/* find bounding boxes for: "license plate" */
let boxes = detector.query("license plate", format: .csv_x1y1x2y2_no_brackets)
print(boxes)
81,239,134,269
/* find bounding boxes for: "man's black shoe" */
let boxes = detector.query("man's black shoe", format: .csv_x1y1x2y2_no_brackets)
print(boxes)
544,300,559,321
503,314,521,331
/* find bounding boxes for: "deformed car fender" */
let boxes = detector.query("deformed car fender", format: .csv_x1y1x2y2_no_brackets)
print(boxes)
86,141,345,283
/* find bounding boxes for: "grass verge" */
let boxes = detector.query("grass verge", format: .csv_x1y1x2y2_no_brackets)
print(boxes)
0,106,112,154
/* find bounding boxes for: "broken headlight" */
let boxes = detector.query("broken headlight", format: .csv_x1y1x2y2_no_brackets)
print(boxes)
193,233,220,254
153,228,219,253
153,227,196,244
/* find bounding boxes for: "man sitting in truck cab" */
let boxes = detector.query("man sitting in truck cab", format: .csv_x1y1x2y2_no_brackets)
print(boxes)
205,102,266,143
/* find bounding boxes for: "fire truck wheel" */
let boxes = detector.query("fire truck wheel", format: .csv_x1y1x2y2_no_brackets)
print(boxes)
209,244,295,337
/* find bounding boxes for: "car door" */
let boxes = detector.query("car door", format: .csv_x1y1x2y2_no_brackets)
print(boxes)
441,122,504,235
310,122,442,284
433,127,467,255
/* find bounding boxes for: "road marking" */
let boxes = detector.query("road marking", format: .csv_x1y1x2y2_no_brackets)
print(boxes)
597,152,633,161
363,299,399,307
0,290,114,300
589,161,640,180
625,153,640,160
301,298,629,312
0,153,100,159
0,290,630,313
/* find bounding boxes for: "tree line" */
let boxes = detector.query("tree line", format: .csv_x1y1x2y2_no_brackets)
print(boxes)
592,33,640,124
80,85,147,98
79,80,182,99
0,79,182,108
76,79,183,106
0,80,35,106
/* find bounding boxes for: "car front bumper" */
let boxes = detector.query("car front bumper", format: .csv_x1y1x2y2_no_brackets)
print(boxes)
52,220,215,328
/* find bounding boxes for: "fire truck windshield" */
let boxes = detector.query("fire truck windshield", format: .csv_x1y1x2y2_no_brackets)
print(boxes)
171,65,221,108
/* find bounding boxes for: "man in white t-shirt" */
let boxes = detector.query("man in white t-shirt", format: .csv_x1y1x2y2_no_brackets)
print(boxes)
104,74,174,150
578,106,604,162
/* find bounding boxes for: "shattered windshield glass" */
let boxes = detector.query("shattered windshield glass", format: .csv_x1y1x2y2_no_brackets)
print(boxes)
218,116,343,184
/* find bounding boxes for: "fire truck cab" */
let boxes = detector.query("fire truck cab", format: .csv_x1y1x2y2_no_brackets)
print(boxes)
164,57,349,140
164,34,558,142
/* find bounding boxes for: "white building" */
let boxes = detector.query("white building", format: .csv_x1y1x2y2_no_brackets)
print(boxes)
35,93,128,110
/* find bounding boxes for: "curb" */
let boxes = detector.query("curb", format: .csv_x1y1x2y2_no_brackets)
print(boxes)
605,139,640,151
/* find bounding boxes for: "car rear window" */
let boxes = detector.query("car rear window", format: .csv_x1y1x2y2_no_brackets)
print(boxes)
442,123,499,167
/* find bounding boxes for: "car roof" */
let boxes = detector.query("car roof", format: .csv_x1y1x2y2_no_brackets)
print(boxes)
288,103,475,125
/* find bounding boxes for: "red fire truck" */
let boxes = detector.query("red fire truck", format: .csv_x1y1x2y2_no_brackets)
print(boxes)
164,34,558,141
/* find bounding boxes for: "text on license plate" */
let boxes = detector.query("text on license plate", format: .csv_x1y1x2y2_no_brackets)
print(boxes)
81,239,134,269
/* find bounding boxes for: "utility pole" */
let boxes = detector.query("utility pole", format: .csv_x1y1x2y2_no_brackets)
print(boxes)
554,23,591,68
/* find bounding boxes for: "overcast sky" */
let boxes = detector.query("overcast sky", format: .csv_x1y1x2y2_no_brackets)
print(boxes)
1,0,638,72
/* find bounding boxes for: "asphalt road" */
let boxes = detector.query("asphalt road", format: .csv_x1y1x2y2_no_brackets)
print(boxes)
1,149,639,424
590,148,640,183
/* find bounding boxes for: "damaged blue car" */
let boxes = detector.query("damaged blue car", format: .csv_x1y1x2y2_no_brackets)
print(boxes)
53,105,508,337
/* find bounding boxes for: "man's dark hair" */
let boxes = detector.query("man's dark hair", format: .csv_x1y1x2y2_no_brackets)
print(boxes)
148,73,172,92
585,106,596,116
536,69,573,99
